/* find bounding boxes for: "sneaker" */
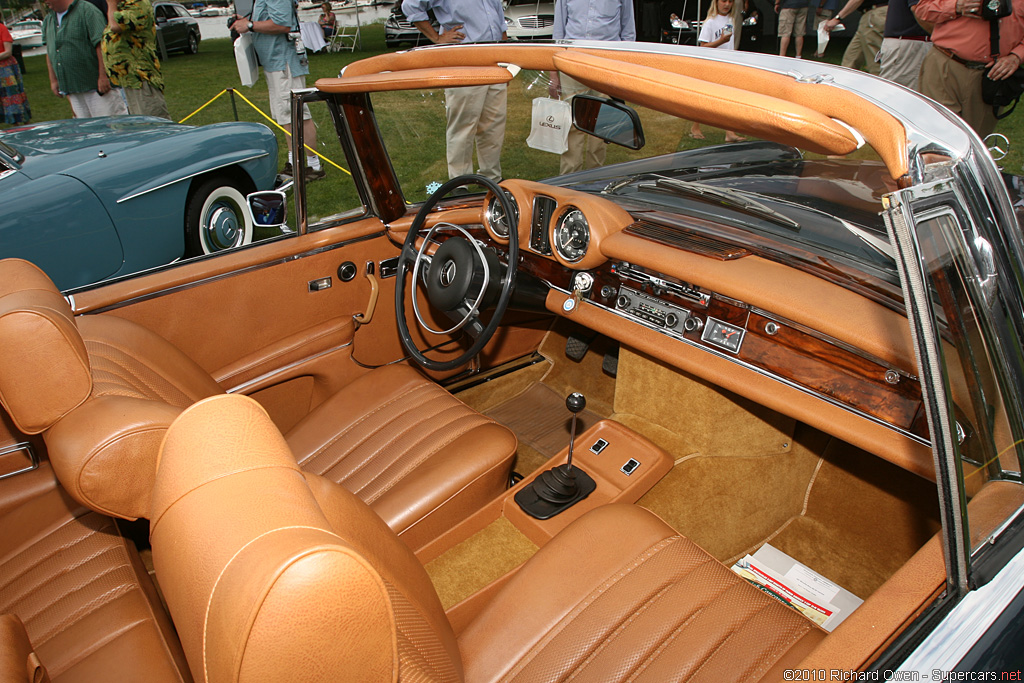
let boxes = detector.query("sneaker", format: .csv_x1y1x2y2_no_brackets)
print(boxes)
306,166,326,182
280,162,293,177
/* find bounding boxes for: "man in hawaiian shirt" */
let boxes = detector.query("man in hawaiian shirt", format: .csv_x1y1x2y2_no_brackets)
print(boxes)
104,0,169,118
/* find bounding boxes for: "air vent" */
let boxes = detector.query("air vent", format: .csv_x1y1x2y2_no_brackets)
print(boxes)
625,221,750,261
530,196,555,255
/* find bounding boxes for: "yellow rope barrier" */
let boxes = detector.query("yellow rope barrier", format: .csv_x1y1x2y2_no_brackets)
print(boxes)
178,89,229,124
177,87,351,176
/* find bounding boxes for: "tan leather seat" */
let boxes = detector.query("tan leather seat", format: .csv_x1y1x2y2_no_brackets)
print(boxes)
0,465,189,682
0,258,516,547
152,394,824,682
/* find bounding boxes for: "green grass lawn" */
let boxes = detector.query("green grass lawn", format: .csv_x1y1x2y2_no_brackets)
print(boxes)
11,29,1024,182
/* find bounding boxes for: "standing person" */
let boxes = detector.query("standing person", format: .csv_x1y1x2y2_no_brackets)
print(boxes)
777,0,810,57
823,0,888,73
691,0,745,142
0,22,31,124
914,0,1024,137
104,0,170,118
43,0,129,117
814,0,842,56
548,0,634,174
878,0,931,90
403,0,507,181
318,2,336,38
231,0,324,180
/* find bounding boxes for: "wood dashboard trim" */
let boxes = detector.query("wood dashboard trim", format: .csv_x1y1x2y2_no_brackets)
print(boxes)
546,289,936,481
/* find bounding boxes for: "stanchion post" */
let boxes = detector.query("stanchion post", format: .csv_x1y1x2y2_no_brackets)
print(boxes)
227,88,239,121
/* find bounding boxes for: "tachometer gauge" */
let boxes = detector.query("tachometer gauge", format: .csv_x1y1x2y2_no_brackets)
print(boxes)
553,208,589,263
485,191,518,240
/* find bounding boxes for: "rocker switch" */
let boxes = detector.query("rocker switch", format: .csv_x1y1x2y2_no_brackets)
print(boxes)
590,439,609,455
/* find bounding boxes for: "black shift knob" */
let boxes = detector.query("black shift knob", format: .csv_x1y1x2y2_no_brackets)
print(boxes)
566,392,586,414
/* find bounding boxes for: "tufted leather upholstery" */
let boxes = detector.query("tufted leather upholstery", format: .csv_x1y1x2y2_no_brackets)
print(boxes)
288,364,517,548
460,504,825,682
0,259,516,541
0,468,190,683
155,394,824,683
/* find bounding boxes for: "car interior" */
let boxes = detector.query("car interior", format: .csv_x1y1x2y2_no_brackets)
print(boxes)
1,42,1023,682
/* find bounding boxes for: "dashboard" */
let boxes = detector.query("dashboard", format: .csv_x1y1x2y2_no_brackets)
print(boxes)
478,179,933,452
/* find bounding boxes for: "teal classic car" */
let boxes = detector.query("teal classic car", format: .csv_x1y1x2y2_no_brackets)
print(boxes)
0,117,277,291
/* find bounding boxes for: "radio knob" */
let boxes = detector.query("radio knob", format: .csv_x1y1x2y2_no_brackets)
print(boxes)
665,312,679,328
616,294,631,309
683,316,703,333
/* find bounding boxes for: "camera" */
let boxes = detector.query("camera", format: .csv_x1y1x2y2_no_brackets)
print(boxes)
981,0,1011,20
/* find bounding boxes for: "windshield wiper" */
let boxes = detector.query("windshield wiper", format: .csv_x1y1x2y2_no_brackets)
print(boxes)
639,177,801,231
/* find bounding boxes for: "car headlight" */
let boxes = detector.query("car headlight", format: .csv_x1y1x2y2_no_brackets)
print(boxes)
505,16,514,27
743,14,757,26
670,17,687,28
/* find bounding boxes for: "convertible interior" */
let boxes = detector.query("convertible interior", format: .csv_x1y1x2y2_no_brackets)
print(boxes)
1,43,1022,682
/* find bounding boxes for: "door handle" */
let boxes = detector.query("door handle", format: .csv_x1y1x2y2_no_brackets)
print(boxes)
353,261,379,328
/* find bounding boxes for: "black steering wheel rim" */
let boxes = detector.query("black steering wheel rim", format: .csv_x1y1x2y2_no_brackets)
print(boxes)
394,174,519,372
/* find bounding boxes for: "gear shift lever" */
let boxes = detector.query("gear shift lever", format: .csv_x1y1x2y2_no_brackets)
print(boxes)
514,391,597,520
565,391,585,473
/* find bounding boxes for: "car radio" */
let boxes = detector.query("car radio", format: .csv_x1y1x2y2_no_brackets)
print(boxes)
614,285,690,332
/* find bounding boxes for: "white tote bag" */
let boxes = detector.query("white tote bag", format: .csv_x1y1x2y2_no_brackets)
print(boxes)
526,97,571,155
234,33,259,87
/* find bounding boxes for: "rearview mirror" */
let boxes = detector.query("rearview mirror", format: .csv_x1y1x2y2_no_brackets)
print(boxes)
247,190,288,228
571,95,645,150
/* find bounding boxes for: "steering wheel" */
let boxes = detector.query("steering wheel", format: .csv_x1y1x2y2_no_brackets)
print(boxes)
395,174,519,372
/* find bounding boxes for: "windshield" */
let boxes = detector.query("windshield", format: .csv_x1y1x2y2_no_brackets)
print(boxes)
370,70,898,282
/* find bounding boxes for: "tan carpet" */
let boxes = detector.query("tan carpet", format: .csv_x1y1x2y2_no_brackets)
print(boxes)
614,347,795,458
425,517,538,610
764,439,941,599
638,424,827,562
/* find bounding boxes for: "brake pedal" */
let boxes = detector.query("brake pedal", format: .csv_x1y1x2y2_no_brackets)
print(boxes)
565,331,597,362
602,347,619,377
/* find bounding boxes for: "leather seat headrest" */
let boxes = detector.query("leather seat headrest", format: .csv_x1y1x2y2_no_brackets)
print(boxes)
0,259,91,434
151,395,401,682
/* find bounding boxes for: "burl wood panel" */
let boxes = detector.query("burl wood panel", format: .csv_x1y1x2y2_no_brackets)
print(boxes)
742,312,926,437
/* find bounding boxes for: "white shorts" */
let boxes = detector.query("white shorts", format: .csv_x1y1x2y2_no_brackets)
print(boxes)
265,65,312,126
68,88,129,118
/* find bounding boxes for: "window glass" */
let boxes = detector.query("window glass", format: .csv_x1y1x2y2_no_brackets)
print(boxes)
913,209,1024,553
299,99,366,231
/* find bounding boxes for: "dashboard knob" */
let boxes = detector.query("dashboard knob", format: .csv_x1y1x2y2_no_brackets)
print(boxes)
665,312,679,328
683,316,703,333
616,294,631,309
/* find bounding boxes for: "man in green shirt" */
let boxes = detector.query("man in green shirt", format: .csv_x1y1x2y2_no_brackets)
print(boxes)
43,0,128,117
104,0,169,118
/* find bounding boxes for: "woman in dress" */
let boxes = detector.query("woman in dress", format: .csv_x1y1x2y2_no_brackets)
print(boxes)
0,22,31,124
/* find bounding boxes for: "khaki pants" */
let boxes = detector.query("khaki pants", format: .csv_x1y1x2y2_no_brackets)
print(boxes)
444,83,507,182
919,46,996,138
559,74,606,176
841,5,886,75
878,37,931,92
124,81,170,119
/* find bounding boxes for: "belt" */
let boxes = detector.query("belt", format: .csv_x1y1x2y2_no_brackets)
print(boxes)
935,45,988,70
892,34,930,41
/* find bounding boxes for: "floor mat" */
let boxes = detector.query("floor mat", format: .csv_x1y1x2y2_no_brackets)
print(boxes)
764,439,941,599
637,424,826,562
485,383,605,465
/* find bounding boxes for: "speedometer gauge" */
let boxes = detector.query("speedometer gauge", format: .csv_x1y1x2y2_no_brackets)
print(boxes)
485,191,518,239
553,208,589,263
